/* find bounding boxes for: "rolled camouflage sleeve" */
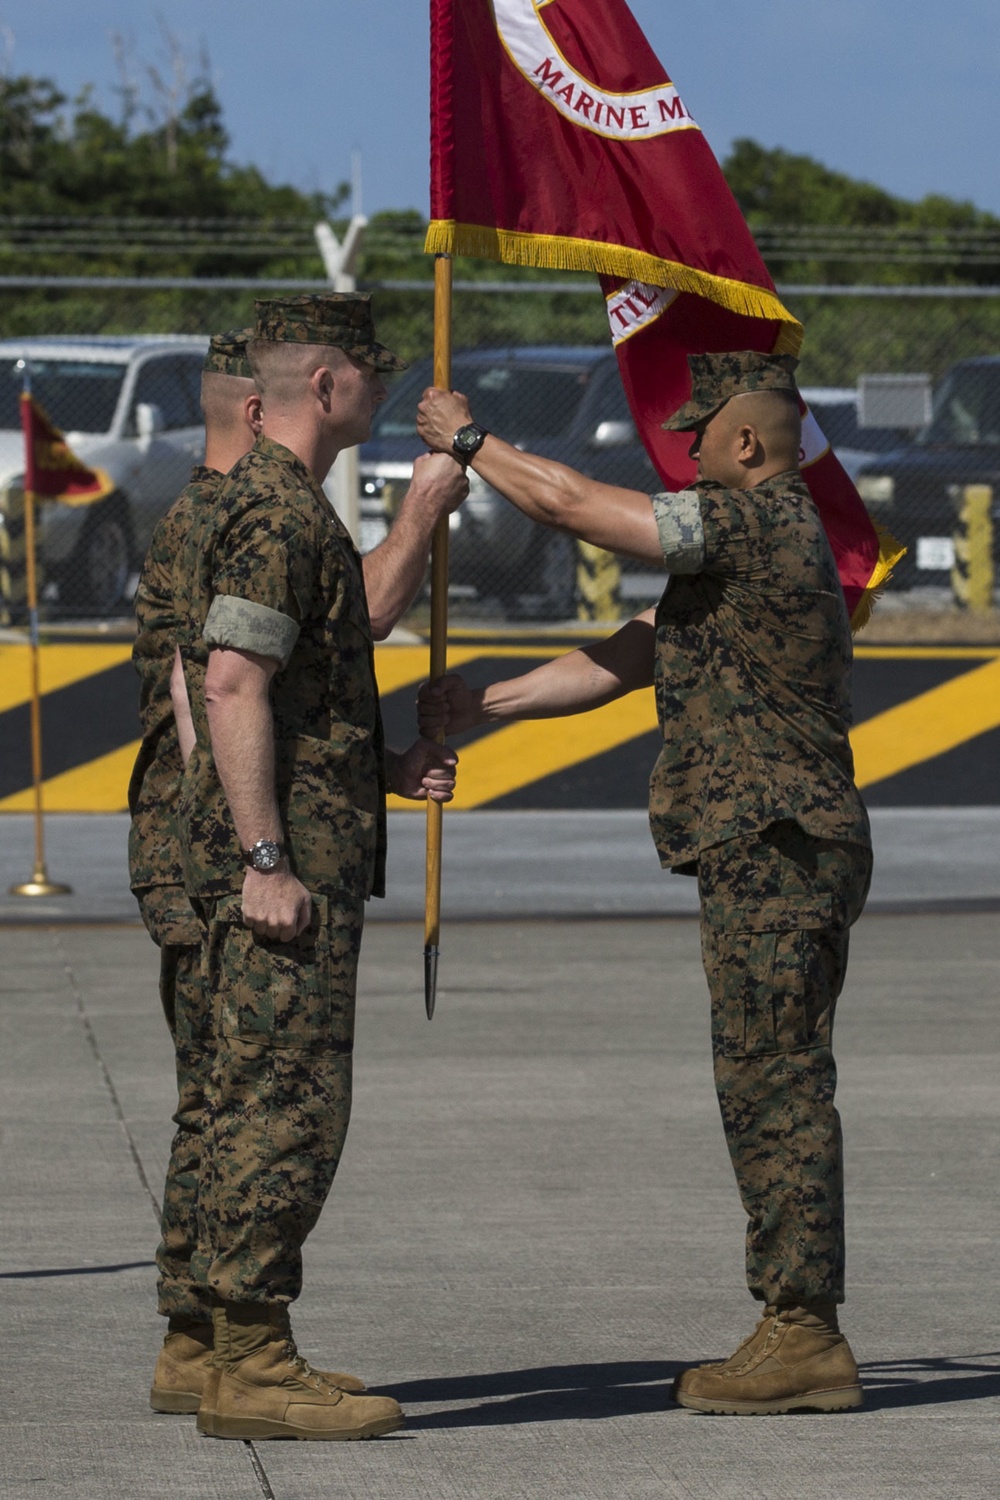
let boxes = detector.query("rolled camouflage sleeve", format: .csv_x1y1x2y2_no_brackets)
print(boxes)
650,489,705,574
204,594,300,668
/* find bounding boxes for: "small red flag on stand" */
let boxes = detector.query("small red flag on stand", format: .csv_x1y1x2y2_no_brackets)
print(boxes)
8,392,112,898
426,0,903,628
19,392,114,505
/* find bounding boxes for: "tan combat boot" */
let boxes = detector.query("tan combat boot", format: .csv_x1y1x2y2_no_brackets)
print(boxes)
152,1308,367,1418
150,1317,215,1414
198,1303,403,1441
673,1303,863,1415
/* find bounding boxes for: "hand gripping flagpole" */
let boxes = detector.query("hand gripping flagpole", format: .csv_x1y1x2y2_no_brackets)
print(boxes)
424,252,453,1018
10,362,71,898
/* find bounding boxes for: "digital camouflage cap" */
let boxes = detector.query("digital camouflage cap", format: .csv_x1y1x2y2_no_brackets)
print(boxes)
252,293,407,372
661,351,800,432
203,328,255,379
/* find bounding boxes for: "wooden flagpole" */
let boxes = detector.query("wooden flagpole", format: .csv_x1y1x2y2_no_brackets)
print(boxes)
423,252,453,1018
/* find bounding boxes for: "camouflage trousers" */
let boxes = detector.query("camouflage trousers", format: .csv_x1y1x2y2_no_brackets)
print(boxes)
696,823,872,1307
135,886,214,1322
190,890,364,1306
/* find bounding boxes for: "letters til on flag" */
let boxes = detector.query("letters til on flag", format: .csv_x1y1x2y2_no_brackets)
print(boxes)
426,0,904,629
19,392,115,506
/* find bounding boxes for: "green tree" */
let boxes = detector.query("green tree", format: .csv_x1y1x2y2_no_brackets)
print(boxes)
722,139,1000,286
0,65,346,276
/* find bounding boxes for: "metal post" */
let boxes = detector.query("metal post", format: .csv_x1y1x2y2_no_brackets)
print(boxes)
576,541,622,622
951,484,995,613
314,216,369,546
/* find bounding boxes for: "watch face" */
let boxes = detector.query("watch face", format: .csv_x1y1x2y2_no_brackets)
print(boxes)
251,840,282,871
453,423,484,457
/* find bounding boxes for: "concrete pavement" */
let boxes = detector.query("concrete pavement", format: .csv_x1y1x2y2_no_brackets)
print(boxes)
2,807,1000,924
1,909,998,1498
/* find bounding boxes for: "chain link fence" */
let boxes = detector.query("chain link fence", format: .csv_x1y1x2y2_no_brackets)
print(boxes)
1,279,998,626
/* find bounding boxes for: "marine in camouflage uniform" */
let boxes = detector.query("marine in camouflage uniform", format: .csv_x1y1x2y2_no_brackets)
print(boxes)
177,429,389,1306
128,330,257,1331
413,350,874,1414
129,468,217,1324
172,293,427,1441
648,463,871,1313
652,355,872,1411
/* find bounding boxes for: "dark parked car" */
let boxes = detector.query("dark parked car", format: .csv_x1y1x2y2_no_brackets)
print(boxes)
359,346,662,617
855,357,1000,588
360,349,907,618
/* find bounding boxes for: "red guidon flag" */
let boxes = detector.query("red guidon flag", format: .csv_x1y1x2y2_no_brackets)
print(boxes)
426,0,903,628
20,392,114,506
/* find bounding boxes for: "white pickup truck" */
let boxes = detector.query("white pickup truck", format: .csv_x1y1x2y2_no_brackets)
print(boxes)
0,335,208,617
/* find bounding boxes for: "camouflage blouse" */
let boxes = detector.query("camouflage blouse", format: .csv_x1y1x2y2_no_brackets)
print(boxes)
128,467,220,894
176,436,387,902
648,470,871,873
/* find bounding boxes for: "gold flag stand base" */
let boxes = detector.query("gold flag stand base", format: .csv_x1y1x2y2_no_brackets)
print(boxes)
9,867,73,897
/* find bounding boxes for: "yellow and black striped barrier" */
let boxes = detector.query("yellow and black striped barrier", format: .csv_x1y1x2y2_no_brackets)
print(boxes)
1,636,999,814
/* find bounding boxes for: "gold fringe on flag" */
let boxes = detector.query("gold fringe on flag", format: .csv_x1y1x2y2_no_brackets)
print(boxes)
849,525,907,634
425,219,803,351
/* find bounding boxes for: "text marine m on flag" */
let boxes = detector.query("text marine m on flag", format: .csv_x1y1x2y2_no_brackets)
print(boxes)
496,0,698,139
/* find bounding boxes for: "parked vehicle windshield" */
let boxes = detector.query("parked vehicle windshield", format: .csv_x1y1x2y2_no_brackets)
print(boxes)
374,357,596,442
915,364,1000,447
0,359,126,434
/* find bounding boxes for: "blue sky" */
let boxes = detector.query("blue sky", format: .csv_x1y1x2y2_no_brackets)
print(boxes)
4,1,999,217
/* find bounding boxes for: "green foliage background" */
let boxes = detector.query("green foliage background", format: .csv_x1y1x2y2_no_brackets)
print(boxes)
1,68,999,383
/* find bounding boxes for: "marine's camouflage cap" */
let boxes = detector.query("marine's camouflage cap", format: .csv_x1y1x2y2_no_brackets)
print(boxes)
253,293,407,372
203,328,255,379
661,351,800,431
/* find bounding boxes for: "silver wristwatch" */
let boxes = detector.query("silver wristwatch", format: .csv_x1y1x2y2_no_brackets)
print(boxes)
242,838,285,873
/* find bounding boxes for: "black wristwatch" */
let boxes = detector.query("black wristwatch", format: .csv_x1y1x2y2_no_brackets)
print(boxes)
451,422,489,462
242,838,286,873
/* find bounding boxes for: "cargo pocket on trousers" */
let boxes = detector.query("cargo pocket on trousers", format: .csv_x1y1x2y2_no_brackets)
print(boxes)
208,893,332,1049
712,895,834,1058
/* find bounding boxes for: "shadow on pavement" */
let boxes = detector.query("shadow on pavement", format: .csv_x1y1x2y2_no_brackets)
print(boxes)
376,1360,680,1427
859,1353,1000,1410
382,1353,1000,1425
0,1260,155,1280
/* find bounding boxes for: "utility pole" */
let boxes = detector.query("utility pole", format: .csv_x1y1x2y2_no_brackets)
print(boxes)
314,213,368,542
